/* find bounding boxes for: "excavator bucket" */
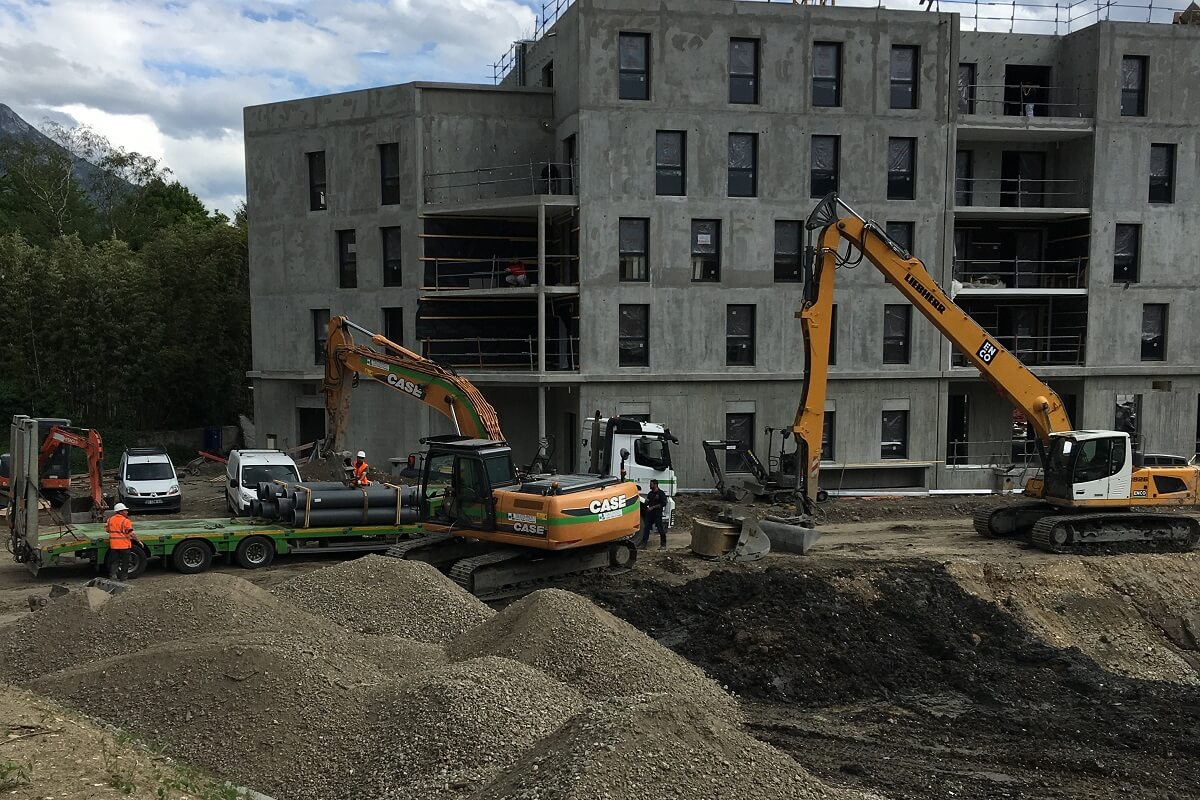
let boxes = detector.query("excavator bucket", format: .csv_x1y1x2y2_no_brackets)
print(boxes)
758,514,821,555
690,508,772,562
728,514,772,562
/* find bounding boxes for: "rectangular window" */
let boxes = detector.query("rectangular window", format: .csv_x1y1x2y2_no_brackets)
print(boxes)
336,230,357,289
307,151,327,211
886,221,914,253
727,133,758,197
955,150,973,206
379,143,400,205
1115,393,1142,446
618,218,649,282
725,412,755,472
1121,55,1147,117
883,304,911,364
1149,143,1175,204
729,38,759,104
382,307,403,344
1113,224,1140,283
829,304,838,366
774,220,802,282
812,42,842,107
822,410,835,461
618,304,649,367
882,410,909,459
958,63,976,114
810,135,839,198
655,131,686,196
1141,303,1167,361
382,226,402,287
888,138,916,200
619,33,650,100
726,305,756,366
890,45,919,109
312,308,330,365
691,220,721,282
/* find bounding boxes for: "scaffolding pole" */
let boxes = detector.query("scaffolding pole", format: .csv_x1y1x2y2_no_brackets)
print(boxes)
537,201,547,443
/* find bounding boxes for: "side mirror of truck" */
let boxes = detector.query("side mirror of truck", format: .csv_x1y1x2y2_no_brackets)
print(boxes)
228,478,237,487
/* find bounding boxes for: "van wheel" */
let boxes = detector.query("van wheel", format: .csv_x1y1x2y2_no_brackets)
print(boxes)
235,536,276,569
172,539,213,574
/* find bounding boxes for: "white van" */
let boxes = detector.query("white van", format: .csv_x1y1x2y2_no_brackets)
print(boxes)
117,447,182,513
226,450,302,515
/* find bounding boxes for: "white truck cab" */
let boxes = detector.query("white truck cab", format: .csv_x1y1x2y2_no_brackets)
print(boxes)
582,415,678,527
226,450,302,515
1043,431,1132,501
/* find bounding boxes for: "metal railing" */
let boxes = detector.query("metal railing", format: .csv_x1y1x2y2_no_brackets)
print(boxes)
951,333,1086,366
423,160,577,205
954,176,1088,208
959,83,1091,118
421,255,579,291
954,257,1087,289
421,336,580,371
945,437,1044,466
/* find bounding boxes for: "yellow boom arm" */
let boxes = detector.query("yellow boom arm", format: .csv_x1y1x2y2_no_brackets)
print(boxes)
793,194,1073,504
323,316,504,450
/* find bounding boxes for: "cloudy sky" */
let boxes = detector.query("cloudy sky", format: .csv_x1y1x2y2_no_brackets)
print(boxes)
0,0,540,215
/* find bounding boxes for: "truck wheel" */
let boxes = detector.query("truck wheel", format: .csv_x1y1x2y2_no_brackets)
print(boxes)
172,539,213,574
816,489,830,503
104,547,148,580
235,536,276,569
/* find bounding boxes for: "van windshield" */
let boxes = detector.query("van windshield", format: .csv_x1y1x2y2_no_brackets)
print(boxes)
126,462,174,481
242,464,300,487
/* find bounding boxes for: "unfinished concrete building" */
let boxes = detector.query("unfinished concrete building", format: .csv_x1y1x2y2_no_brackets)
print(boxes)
244,0,1200,491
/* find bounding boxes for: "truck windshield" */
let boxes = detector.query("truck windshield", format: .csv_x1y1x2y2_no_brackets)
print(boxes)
634,436,671,470
242,464,300,487
126,462,174,481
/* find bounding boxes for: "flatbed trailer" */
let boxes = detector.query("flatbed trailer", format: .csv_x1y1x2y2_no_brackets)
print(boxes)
24,517,422,578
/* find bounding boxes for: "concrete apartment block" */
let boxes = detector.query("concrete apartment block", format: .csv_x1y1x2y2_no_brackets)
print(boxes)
244,0,1200,491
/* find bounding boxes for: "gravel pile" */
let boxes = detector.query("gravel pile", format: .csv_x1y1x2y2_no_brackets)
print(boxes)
447,588,740,722
358,656,585,799
272,554,495,644
471,693,877,800
0,572,339,681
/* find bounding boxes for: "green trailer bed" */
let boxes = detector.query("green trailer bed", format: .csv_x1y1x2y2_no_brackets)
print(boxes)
29,517,423,577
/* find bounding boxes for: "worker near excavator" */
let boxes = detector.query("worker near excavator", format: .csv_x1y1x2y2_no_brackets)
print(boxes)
352,451,371,488
635,479,668,550
105,503,139,580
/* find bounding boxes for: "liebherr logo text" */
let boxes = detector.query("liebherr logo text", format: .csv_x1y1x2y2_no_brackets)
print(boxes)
385,373,425,399
589,494,629,522
903,273,947,314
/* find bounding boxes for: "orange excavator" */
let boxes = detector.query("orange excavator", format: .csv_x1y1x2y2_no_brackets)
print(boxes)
791,194,1199,554
0,420,106,519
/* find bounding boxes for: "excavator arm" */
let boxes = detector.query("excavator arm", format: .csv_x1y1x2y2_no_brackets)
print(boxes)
323,316,504,451
793,194,1072,505
41,426,106,513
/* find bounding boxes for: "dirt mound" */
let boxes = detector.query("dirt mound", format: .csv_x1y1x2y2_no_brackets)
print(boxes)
34,629,440,799
272,554,495,644
448,588,740,721
471,693,874,800
0,572,338,681
359,656,585,799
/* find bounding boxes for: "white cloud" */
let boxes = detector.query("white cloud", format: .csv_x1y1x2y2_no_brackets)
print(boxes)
0,0,536,212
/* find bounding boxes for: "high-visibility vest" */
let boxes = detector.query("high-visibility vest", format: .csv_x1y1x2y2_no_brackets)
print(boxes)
106,514,134,550
353,461,370,486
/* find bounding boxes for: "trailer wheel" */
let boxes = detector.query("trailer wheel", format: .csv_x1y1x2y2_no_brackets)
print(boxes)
235,536,276,570
816,489,829,503
172,539,213,574
104,546,148,579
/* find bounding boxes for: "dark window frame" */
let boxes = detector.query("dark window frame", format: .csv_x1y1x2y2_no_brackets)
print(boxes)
881,409,910,460
728,132,758,197
729,37,760,104
812,42,842,107
955,149,973,206
618,32,651,100
810,134,839,198
618,304,650,367
691,219,721,282
1113,223,1140,283
890,45,919,109
382,307,403,345
888,137,916,200
725,412,756,472
382,226,402,287
1149,143,1175,204
1121,55,1147,117
655,130,686,196
822,410,835,461
958,62,977,114
773,220,803,282
618,218,649,282
883,304,912,364
726,304,756,367
1141,303,1167,362
829,304,838,366
886,221,914,254
379,143,400,205
336,229,357,289
312,308,330,365
307,151,327,211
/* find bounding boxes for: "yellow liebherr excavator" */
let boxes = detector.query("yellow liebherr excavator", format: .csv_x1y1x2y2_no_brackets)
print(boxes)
792,194,1200,554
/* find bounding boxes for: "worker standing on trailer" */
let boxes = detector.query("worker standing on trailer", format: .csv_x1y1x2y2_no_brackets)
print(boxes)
635,479,668,550
105,503,139,580
352,451,371,487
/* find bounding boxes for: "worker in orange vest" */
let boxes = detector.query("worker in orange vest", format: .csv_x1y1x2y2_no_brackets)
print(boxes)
105,503,140,580
352,451,370,488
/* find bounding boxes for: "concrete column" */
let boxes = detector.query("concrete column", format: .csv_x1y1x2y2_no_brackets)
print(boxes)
537,201,547,443
538,384,547,443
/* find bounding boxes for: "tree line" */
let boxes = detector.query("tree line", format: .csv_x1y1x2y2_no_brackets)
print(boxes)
0,122,251,434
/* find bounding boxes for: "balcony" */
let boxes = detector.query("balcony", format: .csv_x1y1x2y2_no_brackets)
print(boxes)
954,176,1088,214
953,218,1089,293
416,295,579,373
955,258,1086,292
423,160,577,205
422,335,579,372
423,255,578,293
952,296,1087,367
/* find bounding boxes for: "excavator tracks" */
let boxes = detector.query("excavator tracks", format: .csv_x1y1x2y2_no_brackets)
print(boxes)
1029,512,1200,555
973,501,1055,538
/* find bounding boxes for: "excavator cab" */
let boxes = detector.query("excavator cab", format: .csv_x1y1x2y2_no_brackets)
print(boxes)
420,437,515,531
1043,432,1132,503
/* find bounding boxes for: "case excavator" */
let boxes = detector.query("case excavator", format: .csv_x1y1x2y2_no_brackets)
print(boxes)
790,194,1199,554
322,316,640,598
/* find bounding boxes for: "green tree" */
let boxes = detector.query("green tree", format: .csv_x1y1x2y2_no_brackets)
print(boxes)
0,136,99,246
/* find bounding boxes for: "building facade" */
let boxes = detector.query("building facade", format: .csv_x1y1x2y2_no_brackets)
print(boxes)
244,0,1200,491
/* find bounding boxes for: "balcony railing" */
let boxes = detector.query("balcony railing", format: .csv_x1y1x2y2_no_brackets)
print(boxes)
954,176,1088,209
952,333,1085,367
421,336,579,371
958,83,1091,118
954,258,1087,289
424,161,577,205
422,255,579,291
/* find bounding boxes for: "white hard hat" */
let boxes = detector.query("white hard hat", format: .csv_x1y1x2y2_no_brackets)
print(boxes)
357,451,366,458
113,503,129,513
